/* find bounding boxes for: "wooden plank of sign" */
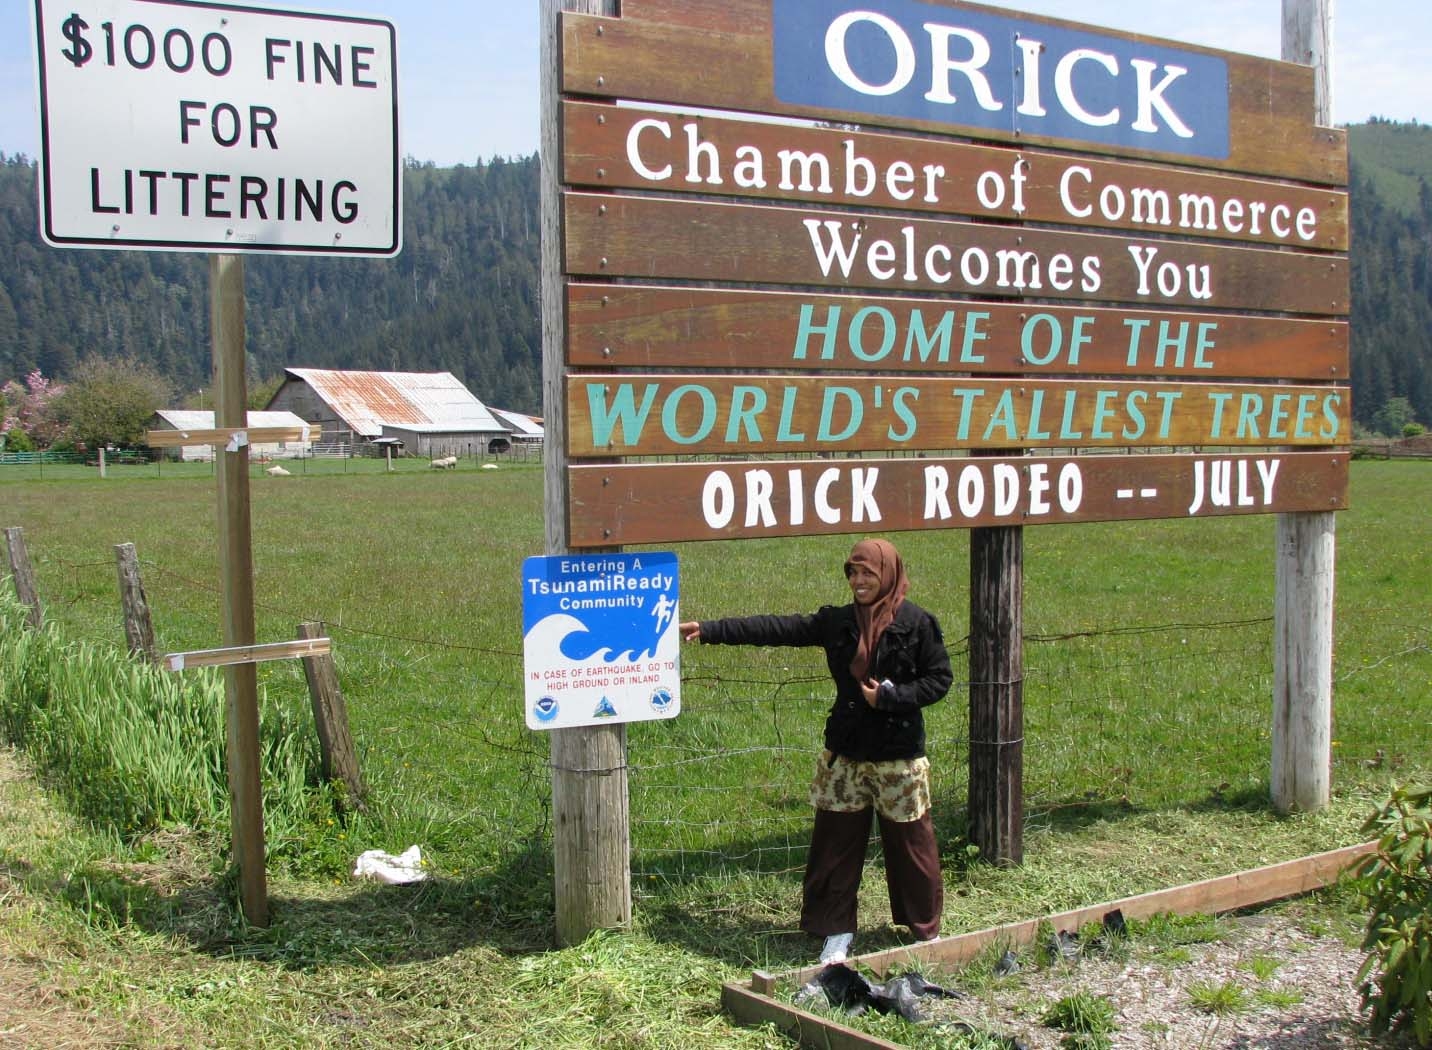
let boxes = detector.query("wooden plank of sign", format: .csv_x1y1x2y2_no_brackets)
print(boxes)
566,451,1348,546
560,8,1344,186
566,283,1349,381
562,101,1349,252
144,426,310,448
563,193,1349,316
566,375,1350,457
163,637,331,672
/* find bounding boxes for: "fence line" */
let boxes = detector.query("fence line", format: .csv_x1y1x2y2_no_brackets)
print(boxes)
7,540,1427,885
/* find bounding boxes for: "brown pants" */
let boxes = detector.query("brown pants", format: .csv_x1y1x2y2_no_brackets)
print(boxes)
799,806,943,940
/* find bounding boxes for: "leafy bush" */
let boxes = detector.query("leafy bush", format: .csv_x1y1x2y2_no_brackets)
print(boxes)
1353,785,1432,1045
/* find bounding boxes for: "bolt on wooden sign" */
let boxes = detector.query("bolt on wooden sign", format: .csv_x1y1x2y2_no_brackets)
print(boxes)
557,0,1349,547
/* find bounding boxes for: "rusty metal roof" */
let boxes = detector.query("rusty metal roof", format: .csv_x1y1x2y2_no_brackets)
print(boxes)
284,369,504,438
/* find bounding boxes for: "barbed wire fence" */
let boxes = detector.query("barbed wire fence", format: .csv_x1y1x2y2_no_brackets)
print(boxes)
14,544,1427,889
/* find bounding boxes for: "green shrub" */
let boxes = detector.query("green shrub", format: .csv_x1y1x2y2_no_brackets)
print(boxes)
1353,784,1432,1046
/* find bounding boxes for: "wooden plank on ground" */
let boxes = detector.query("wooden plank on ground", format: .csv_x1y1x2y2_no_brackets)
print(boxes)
563,193,1349,315
566,283,1350,380
721,981,908,1050
800,842,1376,988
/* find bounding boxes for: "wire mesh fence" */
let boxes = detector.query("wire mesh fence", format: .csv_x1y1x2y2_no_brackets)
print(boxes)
5,541,1317,889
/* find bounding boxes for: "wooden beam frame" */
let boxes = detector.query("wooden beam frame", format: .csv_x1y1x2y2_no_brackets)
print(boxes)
723,842,1375,1047
164,636,331,672
144,426,312,448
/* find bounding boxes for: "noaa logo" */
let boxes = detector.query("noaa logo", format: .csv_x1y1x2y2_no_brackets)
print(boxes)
533,695,560,723
649,687,674,714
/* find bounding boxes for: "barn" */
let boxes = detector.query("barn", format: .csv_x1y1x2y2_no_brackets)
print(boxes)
265,369,511,457
489,408,545,452
148,409,314,461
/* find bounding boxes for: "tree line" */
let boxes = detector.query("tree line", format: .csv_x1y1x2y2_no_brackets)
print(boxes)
0,153,541,432
3,126,1431,447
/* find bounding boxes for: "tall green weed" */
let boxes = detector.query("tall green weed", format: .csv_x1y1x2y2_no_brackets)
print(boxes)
0,594,317,848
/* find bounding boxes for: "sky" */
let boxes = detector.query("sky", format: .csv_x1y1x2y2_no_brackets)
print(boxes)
4,1,1432,167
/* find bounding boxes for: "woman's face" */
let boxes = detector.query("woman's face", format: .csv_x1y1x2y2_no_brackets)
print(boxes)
847,563,881,605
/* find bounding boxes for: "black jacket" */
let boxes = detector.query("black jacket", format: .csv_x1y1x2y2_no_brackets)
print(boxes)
698,601,952,761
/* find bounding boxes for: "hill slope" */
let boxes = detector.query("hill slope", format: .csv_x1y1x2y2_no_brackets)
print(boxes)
3,124,1431,431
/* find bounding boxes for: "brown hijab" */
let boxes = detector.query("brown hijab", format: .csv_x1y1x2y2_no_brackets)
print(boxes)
845,538,909,681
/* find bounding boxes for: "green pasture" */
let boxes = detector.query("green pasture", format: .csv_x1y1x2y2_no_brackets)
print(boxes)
1,458,1429,1047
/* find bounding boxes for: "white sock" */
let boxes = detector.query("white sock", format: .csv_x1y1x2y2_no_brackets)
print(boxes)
819,932,854,964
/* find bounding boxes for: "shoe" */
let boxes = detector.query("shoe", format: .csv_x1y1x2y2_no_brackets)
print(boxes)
819,932,854,964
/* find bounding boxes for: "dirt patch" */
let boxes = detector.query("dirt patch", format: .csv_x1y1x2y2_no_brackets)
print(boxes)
924,914,1413,1049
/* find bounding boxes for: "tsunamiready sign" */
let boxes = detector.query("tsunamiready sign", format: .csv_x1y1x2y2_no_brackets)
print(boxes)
31,0,401,255
522,552,681,731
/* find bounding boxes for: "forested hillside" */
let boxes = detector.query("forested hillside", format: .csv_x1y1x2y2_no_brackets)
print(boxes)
3,122,1432,430
1347,120,1432,432
0,154,541,413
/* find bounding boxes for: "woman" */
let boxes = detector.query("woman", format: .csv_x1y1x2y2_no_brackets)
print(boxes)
680,537,952,964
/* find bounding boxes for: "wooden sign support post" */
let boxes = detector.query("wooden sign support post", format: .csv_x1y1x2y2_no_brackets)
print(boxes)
542,0,631,948
211,253,269,927
968,522,1024,866
1273,0,1335,815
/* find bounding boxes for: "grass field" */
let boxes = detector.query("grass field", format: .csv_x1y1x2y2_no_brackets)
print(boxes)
1,457,1429,1047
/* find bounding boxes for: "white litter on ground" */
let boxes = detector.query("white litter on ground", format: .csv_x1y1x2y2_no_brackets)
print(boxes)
352,845,427,884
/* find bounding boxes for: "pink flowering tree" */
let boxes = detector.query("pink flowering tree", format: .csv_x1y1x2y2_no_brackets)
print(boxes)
1,370,69,450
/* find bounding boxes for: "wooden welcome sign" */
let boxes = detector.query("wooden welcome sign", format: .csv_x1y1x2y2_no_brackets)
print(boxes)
557,0,1350,546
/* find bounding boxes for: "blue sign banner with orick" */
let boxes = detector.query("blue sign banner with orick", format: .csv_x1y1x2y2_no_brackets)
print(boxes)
771,0,1230,161
522,551,681,731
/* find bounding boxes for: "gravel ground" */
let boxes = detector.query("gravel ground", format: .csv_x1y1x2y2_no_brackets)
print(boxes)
921,914,1416,1049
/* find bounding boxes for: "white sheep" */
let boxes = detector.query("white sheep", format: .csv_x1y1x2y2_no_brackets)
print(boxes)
266,464,291,477
430,455,457,469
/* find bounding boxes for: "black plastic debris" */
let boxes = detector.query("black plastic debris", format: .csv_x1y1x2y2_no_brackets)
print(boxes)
795,963,1028,1048
795,963,963,1022
804,964,969,1023
1101,907,1128,940
994,948,1021,975
1048,928,1082,961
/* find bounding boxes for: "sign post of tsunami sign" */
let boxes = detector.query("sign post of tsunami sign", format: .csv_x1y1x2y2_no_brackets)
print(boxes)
556,0,1350,545
522,552,681,731
31,0,400,255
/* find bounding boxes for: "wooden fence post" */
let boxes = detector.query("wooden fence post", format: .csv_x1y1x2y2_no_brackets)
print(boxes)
968,524,1025,866
4,526,43,629
297,621,367,812
114,542,158,663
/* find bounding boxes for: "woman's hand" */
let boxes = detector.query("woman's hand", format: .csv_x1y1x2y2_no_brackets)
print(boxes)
860,677,881,708
679,621,701,642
